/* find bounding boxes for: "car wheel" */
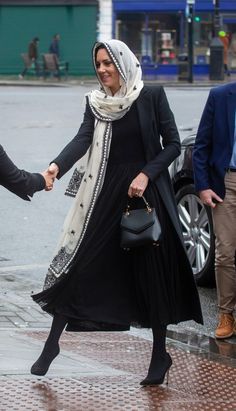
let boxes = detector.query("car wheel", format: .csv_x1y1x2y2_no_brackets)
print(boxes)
175,184,215,286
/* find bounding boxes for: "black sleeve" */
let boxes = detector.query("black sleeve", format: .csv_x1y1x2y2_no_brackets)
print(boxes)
51,100,94,179
142,86,181,181
0,145,45,200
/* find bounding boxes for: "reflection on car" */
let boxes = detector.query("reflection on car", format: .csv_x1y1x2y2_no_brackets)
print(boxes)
170,132,215,286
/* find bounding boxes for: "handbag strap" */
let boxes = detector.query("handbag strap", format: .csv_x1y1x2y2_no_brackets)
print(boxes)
125,196,152,215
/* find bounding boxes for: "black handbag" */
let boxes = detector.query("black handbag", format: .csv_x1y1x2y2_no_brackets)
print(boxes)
120,196,162,249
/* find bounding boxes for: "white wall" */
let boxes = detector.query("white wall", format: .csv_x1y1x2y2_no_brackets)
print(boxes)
98,0,113,41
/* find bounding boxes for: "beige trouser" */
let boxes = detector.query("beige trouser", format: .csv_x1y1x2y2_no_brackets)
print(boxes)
212,171,236,314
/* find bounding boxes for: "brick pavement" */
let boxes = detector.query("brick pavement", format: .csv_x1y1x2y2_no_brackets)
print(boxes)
0,329,236,411
0,290,50,329
1,267,236,410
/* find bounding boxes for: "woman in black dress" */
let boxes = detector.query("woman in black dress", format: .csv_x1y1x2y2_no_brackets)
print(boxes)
31,40,203,385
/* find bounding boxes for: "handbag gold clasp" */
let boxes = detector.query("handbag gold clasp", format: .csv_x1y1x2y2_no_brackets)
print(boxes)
125,205,130,215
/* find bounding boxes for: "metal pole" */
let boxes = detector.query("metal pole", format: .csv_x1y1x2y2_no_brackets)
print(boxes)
213,0,220,37
209,0,224,80
145,13,149,56
187,2,194,83
180,12,184,53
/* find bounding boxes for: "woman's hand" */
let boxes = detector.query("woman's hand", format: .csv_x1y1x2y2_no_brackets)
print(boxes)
128,172,149,198
47,162,60,179
40,163,60,191
40,170,54,191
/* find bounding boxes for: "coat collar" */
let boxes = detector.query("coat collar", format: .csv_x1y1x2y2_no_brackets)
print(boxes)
227,86,236,147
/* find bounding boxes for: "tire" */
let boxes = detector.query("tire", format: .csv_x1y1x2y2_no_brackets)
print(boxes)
175,184,215,286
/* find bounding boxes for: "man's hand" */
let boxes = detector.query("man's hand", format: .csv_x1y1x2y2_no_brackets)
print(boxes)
199,189,223,208
128,172,149,198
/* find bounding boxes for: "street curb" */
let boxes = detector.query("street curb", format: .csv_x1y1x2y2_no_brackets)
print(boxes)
0,76,235,88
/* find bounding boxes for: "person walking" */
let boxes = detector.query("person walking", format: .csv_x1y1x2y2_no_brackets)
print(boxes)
31,39,203,385
219,31,231,77
0,144,54,198
49,34,60,59
19,37,40,79
193,82,236,339
48,33,69,78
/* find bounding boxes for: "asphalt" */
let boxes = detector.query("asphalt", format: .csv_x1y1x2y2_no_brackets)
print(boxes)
0,72,236,88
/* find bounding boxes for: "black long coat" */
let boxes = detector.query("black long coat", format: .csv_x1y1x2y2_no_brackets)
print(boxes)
30,85,204,327
51,86,203,325
0,144,45,200
55,86,184,245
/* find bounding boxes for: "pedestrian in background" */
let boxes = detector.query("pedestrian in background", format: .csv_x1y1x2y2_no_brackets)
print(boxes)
19,37,40,79
49,34,60,59
31,39,203,385
48,33,69,77
219,31,231,77
193,82,236,340
0,144,54,198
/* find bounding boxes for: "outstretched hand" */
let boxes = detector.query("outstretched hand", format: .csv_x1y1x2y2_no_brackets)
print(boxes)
40,170,54,191
40,163,60,191
47,163,60,179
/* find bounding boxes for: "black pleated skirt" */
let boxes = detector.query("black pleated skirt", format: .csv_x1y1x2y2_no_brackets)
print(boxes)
32,160,203,331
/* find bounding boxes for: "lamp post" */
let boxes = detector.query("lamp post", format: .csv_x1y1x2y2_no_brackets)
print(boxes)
212,0,221,37
209,0,224,80
187,0,195,83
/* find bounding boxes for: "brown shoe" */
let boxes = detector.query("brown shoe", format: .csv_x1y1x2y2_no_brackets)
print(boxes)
234,319,236,335
215,313,234,339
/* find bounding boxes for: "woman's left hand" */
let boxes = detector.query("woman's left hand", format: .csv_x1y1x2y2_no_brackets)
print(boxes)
128,172,149,198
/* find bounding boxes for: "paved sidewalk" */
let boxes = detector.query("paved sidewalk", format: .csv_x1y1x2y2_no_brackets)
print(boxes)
0,267,236,410
0,328,236,411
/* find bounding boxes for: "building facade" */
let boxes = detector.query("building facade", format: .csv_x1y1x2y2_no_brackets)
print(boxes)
113,0,236,72
0,0,98,75
98,0,112,41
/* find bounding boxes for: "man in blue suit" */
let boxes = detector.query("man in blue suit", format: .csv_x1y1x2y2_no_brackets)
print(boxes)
193,82,236,339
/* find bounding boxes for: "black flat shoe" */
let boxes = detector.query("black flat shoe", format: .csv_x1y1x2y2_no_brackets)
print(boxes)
140,353,172,386
30,345,60,376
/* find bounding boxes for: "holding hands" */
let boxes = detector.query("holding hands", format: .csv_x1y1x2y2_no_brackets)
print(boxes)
40,163,59,191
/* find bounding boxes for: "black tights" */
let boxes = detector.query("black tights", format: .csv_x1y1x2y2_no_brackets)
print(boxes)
30,313,67,376
147,325,168,375
31,315,170,381
45,313,67,347
140,325,172,385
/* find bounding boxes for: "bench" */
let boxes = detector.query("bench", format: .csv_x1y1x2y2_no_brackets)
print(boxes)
42,53,69,80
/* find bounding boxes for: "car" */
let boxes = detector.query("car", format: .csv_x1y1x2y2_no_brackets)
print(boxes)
170,131,215,287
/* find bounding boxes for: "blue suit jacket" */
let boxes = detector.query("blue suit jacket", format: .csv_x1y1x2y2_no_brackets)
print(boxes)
193,82,236,199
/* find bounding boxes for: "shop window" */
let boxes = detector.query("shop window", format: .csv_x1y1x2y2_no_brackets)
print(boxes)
156,30,177,64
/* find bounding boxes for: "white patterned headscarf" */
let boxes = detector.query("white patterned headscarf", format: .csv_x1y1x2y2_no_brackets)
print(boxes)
44,40,144,289
89,39,143,119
